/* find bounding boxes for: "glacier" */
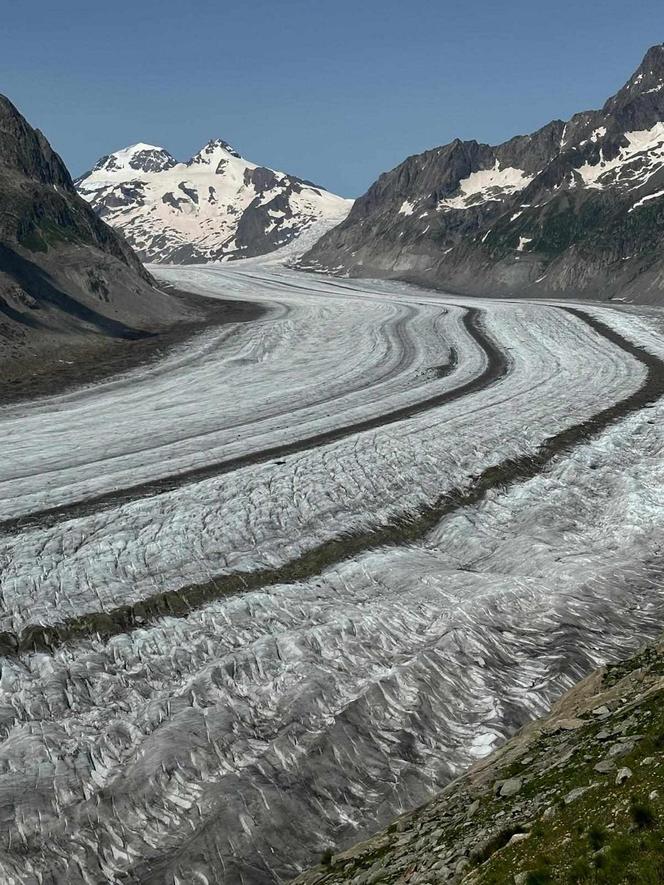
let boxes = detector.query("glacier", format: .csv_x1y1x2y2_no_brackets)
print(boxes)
0,263,663,883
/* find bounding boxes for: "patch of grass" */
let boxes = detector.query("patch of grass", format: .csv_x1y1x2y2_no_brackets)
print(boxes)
604,643,664,688
587,824,607,851
631,798,657,829
475,687,664,885
526,864,554,885
567,857,592,883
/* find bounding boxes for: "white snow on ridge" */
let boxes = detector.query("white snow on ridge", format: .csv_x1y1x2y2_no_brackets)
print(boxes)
439,161,534,210
76,140,353,263
577,121,664,190
95,142,173,168
629,187,664,212
578,127,608,148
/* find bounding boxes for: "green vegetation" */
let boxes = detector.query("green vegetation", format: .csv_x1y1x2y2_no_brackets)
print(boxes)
18,209,88,253
485,191,664,268
292,641,664,885
476,686,664,885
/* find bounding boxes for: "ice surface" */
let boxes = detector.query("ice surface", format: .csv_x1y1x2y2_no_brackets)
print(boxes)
0,263,663,883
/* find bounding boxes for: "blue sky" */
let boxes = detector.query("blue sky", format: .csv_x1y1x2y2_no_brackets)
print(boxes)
2,0,663,196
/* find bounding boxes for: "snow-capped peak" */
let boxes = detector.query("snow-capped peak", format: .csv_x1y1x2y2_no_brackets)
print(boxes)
88,143,177,176
188,138,242,165
125,141,165,154
77,135,353,265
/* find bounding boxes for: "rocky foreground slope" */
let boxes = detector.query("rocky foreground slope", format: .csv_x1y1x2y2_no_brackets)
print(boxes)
293,638,664,885
0,94,191,383
302,44,664,304
76,139,352,263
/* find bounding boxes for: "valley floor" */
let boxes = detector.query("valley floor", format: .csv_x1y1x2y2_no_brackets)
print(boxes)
1,263,664,883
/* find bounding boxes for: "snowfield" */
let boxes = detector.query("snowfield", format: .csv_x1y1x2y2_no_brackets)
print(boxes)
1,263,664,884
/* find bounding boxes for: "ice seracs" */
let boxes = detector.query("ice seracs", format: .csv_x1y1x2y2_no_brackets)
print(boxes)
76,138,353,264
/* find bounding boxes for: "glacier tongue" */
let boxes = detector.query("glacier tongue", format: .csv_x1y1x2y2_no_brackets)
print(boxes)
1,263,664,882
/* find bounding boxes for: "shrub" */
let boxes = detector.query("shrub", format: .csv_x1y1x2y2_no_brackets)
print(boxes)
588,824,607,851
567,857,592,883
631,799,657,830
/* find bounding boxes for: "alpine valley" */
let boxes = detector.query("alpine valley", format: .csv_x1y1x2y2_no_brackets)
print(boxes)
3,35,664,885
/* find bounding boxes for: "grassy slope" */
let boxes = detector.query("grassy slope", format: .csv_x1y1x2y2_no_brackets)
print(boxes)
292,641,664,885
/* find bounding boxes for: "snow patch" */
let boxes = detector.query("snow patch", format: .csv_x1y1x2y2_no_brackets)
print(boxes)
439,161,534,210
577,122,664,190
629,188,664,212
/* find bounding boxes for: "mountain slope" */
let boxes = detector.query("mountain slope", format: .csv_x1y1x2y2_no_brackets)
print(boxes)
301,45,664,303
293,637,664,885
76,140,353,264
0,94,190,376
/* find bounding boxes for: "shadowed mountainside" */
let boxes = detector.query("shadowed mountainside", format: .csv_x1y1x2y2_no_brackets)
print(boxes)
0,94,193,379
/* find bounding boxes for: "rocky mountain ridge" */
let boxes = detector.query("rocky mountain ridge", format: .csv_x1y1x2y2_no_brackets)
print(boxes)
0,93,190,380
76,139,352,264
301,45,664,303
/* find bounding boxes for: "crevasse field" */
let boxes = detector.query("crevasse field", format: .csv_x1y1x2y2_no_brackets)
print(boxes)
2,260,664,884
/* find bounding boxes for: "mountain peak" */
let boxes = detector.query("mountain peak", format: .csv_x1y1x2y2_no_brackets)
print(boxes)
77,132,351,264
611,44,664,104
0,93,72,187
188,138,242,165
629,43,664,88
638,43,664,75
125,141,167,154
88,143,177,177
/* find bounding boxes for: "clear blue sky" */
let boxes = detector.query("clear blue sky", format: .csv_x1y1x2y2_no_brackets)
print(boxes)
2,0,663,197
